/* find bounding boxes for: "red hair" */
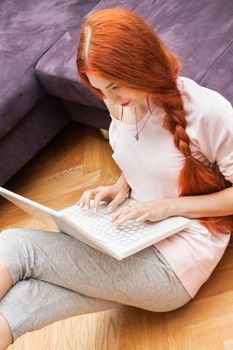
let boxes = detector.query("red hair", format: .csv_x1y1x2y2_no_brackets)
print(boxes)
77,8,233,234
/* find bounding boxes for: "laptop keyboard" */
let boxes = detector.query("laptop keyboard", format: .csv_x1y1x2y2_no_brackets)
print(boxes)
66,205,148,245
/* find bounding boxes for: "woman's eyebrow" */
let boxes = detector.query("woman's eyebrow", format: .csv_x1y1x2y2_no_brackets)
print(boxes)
104,82,115,89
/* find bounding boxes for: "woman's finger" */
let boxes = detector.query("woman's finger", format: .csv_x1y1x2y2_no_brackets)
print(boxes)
92,190,113,212
79,189,98,208
116,210,139,226
111,205,130,222
85,189,100,209
107,192,125,212
112,206,140,226
135,212,150,222
77,193,87,207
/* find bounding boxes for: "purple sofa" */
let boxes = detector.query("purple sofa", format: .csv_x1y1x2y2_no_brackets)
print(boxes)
1,0,233,185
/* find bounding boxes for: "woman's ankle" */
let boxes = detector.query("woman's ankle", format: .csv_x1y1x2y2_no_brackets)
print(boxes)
0,314,13,350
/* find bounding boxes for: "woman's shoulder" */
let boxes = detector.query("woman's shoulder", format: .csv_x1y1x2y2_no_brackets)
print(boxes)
178,76,233,128
180,77,233,166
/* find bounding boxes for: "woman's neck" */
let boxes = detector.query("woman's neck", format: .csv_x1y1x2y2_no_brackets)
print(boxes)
119,95,160,124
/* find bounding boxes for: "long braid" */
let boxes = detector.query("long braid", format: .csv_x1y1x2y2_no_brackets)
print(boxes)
162,88,233,234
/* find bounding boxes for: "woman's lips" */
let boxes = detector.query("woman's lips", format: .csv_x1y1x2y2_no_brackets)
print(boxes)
120,100,130,107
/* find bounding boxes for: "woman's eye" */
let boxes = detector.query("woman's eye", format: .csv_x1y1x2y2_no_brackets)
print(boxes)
112,85,119,90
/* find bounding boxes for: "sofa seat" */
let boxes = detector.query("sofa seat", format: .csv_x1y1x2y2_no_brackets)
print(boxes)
35,0,233,114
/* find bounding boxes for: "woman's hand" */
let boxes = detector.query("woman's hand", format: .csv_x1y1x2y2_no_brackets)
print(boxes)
111,200,173,226
77,180,130,213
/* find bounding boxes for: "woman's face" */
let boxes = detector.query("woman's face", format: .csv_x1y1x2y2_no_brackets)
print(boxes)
86,72,147,108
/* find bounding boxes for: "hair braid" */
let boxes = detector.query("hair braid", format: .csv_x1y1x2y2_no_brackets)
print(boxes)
162,89,233,234
163,98,191,157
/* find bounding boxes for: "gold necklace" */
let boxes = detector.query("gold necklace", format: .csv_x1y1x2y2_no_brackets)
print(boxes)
134,106,152,141
120,96,153,141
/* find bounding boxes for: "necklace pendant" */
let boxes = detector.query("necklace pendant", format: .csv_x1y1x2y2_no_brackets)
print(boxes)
135,133,139,141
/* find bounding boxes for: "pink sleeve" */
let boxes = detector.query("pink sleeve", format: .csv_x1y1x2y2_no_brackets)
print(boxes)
194,99,233,184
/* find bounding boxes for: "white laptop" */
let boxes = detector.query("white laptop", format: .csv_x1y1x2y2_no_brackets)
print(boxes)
0,187,190,260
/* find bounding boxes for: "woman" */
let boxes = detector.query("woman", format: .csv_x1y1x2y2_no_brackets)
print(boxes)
0,8,233,349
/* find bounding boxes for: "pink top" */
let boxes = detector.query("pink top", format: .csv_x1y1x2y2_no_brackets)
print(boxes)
109,76,233,297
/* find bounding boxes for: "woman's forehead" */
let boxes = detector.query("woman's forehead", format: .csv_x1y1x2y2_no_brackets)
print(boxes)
86,72,113,89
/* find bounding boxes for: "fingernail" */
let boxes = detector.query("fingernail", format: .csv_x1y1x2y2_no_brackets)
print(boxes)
107,207,113,213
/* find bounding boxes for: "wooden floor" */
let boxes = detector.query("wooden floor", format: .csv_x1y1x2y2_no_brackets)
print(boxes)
1,122,233,350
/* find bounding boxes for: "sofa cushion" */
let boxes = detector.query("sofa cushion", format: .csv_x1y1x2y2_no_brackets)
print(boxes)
36,28,105,110
0,0,100,139
36,0,233,108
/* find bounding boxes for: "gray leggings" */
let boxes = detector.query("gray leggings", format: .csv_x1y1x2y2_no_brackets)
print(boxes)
0,229,191,341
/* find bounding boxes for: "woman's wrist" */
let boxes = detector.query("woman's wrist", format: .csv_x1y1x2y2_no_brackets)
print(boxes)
163,198,183,217
165,197,196,217
115,174,130,196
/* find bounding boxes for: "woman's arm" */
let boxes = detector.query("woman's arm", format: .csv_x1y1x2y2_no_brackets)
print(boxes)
115,173,130,194
111,187,233,225
169,186,233,218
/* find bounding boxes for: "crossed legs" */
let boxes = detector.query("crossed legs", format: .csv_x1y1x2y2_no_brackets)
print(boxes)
0,228,191,348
